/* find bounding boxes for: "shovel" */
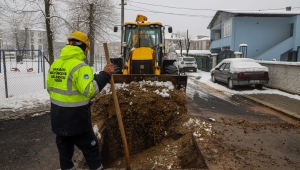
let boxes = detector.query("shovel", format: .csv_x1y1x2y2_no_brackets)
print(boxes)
103,43,131,170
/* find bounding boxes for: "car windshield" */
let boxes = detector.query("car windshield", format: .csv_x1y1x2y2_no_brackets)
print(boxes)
183,58,195,61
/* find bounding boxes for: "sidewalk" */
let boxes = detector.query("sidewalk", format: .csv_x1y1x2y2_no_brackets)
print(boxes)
242,93,300,120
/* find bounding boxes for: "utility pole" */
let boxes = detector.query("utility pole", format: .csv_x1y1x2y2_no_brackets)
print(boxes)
186,30,190,56
45,0,54,64
121,0,124,55
88,3,95,66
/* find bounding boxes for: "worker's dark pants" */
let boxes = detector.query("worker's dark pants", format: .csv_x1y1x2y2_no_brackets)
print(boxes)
56,129,102,170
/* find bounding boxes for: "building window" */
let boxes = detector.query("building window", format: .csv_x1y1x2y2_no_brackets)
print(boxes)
223,19,232,38
31,38,34,43
38,39,42,43
38,32,42,37
30,31,34,37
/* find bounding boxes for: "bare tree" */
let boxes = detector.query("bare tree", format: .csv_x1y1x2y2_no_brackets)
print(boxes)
0,0,38,58
62,0,119,66
0,0,119,65
174,30,192,56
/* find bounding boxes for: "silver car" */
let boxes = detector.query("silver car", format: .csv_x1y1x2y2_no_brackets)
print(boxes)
210,58,269,89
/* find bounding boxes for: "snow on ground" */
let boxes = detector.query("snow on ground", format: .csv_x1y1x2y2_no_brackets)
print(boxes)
1,70,300,112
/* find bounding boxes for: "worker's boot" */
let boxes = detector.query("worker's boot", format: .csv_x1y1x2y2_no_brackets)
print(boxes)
95,164,104,170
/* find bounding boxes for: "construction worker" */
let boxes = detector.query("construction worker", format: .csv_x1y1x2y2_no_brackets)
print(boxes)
46,31,114,170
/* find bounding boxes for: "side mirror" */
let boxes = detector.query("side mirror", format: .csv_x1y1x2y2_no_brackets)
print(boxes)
168,26,172,33
114,26,118,32
215,68,220,70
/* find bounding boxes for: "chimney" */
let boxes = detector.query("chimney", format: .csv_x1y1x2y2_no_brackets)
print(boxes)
286,6,291,11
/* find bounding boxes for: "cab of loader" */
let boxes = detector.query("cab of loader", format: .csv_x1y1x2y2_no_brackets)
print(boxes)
113,14,175,75
112,14,187,90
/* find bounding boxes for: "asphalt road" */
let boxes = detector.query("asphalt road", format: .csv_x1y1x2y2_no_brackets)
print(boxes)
0,114,60,170
1,78,299,170
187,79,300,170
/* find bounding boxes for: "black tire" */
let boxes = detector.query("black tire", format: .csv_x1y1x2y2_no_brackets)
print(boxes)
228,78,234,89
164,65,178,75
211,74,216,83
255,84,263,90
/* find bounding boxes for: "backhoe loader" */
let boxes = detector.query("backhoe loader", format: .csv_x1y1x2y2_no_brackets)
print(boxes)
90,15,189,167
111,14,187,89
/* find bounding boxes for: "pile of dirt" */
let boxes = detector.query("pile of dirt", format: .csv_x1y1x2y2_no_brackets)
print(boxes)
88,81,213,169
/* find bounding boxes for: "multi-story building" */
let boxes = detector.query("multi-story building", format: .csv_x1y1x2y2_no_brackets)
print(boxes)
207,7,300,61
190,35,211,50
26,28,47,58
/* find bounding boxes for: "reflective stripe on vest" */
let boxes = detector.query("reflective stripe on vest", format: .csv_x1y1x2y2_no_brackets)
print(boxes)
50,98,90,107
48,63,99,107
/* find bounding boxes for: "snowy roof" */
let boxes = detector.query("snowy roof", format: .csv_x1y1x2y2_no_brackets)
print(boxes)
220,9,300,15
175,50,211,56
192,37,210,41
207,9,300,29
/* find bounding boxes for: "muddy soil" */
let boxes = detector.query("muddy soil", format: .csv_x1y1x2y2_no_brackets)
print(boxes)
85,81,212,169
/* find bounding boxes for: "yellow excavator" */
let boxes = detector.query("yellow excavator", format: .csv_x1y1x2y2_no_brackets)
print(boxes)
111,14,187,89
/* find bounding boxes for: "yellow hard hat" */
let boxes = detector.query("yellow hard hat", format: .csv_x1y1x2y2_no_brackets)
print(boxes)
67,31,90,51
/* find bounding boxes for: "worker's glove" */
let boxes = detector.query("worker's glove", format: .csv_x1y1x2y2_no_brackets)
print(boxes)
94,71,110,91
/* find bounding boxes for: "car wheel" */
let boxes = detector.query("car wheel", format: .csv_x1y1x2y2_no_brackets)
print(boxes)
228,78,234,89
255,84,263,90
211,74,216,83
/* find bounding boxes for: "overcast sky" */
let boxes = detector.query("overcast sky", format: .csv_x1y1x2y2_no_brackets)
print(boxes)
117,0,300,38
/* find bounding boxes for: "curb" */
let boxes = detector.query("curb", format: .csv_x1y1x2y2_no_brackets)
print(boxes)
242,95,300,121
0,109,50,121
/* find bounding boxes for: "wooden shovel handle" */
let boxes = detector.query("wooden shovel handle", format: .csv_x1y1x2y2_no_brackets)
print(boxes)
103,43,131,169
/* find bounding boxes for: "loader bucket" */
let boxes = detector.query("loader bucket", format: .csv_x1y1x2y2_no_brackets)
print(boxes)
112,74,187,90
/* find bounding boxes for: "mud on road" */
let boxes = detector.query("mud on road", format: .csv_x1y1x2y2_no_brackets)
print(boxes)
188,84,300,170
1,80,300,170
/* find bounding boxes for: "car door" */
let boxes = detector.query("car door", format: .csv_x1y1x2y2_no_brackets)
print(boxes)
218,63,228,82
221,63,230,82
214,63,226,82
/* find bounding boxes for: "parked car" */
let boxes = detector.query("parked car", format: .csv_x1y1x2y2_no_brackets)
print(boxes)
174,56,197,72
210,58,269,89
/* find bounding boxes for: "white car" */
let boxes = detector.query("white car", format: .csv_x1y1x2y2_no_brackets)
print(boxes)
174,56,197,73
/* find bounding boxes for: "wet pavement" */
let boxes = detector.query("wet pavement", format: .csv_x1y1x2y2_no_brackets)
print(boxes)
243,93,300,120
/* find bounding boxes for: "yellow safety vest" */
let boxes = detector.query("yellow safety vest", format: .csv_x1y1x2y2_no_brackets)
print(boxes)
47,45,99,107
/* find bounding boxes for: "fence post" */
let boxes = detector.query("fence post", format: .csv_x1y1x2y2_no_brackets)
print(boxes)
234,52,243,58
43,52,46,89
211,53,218,68
3,51,8,98
0,50,1,73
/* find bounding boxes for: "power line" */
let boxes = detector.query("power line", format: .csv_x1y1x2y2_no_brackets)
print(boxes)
127,0,300,12
114,7,213,18
126,0,217,11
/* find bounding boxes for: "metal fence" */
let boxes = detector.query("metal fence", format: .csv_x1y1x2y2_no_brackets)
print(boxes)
0,50,107,99
216,49,235,64
0,50,47,98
